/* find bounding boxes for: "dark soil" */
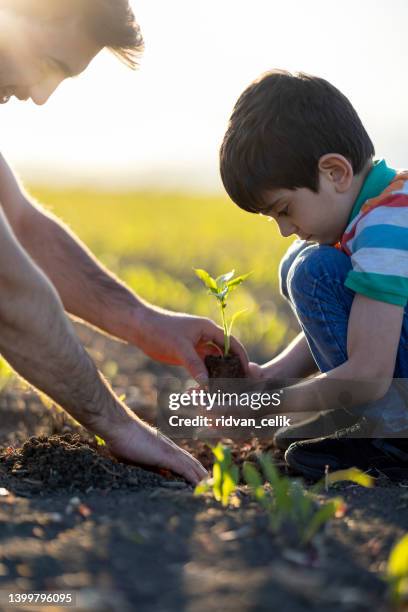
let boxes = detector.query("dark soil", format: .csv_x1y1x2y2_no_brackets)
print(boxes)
205,354,246,379
0,434,170,495
0,323,406,611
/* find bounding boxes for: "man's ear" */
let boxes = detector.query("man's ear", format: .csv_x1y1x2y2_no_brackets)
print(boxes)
318,154,354,193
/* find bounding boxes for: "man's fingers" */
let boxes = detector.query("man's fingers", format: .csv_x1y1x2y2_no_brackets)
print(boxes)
165,447,208,485
179,341,210,387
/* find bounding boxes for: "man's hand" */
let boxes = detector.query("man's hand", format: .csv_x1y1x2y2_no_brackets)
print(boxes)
133,307,249,386
0,204,208,484
0,156,248,384
104,411,207,485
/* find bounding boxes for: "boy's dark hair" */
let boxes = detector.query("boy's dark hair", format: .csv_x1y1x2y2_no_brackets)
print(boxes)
220,69,375,213
11,0,143,69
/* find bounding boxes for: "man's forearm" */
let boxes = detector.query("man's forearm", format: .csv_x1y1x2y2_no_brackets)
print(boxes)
0,241,133,438
16,201,146,343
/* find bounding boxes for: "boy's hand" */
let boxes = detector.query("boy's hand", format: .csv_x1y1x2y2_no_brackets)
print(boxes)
248,362,265,380
133,307,249,386
248,361,283,380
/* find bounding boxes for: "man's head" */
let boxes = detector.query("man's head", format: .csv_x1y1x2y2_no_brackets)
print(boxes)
0,0,143,105
220,70,375,244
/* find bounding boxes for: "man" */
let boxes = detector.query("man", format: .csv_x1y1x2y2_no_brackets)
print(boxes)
0,0,248,484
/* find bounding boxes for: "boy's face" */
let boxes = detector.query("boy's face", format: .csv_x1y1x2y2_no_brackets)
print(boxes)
0,8,102,105
261,161,359,245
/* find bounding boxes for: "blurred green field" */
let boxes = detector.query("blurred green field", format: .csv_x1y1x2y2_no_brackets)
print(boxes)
29,187,299,362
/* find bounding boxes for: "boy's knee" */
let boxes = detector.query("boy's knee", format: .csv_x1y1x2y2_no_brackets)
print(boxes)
279,239,312,300
287,245,346,303
279,256,294,300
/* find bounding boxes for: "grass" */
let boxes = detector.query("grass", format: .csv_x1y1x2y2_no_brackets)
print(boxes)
27,186,298,361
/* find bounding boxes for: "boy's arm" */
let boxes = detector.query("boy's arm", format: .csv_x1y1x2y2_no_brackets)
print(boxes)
0,155,247,383
252,332,318,379
267,294,403,413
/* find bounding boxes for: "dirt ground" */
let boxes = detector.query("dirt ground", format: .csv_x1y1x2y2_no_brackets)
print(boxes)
0,324,407,612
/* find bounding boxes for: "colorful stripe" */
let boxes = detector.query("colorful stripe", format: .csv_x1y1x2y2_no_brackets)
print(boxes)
341,165,408,306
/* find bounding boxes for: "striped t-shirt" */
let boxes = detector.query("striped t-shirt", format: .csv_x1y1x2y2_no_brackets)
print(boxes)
340,159,408,306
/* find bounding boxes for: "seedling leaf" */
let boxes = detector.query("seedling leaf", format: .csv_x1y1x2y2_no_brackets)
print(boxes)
312,467,374,493
243,461,263,489
194,268,218,290
259,453,280,488
212,462,222,502
216,270,235,287
226,272,253,290
302,498,342,544
227,309,248,337
211,443,225,463
387,534,408,604
388,534,408,578
222,470,238,507
194,480,211,496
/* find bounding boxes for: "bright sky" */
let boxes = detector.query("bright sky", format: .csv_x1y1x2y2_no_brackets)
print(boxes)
1,0,407,190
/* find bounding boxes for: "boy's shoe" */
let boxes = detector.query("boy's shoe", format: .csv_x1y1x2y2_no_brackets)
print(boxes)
274,408,360,451
285,418,408,481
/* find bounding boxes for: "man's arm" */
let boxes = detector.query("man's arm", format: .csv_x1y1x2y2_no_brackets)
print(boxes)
254,294,403,414
0,206,206,484
0,155,248,384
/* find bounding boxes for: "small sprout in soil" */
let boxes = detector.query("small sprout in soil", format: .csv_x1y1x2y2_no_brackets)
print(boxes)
244,455,371,545
311,466,374,493
194,268,251,357
386,533,408,606
194,442,239,507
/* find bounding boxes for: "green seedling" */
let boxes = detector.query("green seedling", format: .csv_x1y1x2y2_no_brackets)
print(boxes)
194,268,251,356
386,533,408,606
244,454,372,545
311,466,374,494
194,442,239,507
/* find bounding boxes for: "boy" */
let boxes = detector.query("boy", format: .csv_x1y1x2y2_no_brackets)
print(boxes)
220,69,408,480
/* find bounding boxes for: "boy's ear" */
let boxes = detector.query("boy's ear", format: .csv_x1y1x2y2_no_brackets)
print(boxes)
318,154,354,193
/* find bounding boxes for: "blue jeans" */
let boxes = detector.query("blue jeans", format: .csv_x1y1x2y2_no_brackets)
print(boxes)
279,240,408,434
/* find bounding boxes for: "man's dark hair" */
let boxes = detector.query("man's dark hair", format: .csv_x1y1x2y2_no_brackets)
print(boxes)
220,69,375,213
79,0,144,69
11,0,144,68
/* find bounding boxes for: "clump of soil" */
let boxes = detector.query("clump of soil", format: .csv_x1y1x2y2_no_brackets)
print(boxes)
181,437,287,474
205,354,246,379
0,433,169,494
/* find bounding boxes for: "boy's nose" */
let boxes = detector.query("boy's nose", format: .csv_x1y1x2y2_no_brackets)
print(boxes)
278,219,296,238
